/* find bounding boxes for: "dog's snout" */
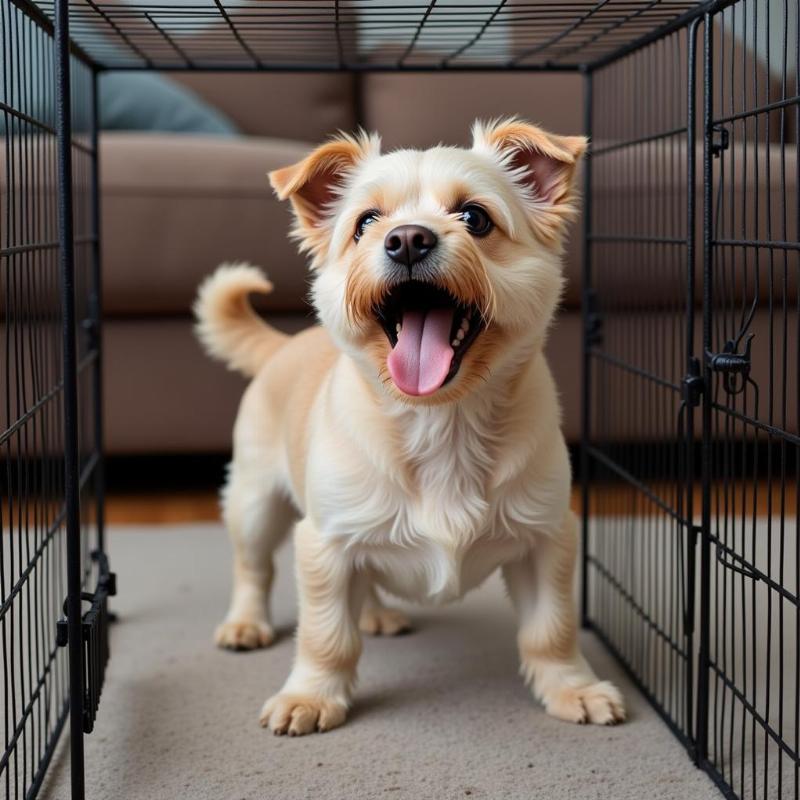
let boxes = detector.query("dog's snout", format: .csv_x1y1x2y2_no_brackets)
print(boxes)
384,225,438,269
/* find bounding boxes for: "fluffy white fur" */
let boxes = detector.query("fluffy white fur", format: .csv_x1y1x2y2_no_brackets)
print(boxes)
194,117,625,736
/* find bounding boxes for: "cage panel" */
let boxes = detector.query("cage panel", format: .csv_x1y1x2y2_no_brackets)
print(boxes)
700,2,800,798
0,1,797,799
1,1,102,798
584,24,697,745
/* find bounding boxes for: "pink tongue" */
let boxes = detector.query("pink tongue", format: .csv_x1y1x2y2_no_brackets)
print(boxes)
387,309,455,396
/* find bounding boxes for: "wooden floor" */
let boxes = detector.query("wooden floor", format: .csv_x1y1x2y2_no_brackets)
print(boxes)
106,483,796,525
106,489,584,524
107,491,221,524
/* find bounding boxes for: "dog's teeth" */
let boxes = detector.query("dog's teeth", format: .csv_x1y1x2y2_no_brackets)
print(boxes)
456,329,465,341
396,323,401,333
460,318,469,332
452,339,460,347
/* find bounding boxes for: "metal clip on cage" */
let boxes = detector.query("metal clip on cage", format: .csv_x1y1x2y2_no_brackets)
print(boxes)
707,334,754,396
56,554,117,734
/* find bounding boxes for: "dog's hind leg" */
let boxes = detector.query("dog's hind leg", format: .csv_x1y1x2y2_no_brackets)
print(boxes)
503,510,626,725
215,461,296,651
358,583,412,636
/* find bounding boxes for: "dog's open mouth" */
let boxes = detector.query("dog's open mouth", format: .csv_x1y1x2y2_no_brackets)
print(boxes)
374,280,485,396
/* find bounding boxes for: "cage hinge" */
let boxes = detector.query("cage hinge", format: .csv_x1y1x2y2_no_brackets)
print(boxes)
56,552,116,732
710,125,729,158
681,358,704,407
706,334,753,395
584,289,603,346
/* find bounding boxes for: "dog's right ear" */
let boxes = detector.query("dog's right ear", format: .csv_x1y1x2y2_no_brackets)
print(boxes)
472,117,586,244
269,131,380,258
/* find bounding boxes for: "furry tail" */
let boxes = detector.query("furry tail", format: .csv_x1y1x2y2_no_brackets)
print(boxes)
194,263,288,378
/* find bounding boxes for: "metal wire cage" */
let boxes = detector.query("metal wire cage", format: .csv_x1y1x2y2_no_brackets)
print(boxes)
0,1,797,799
1,1,109,799
583,2,799,798
701,3,799,796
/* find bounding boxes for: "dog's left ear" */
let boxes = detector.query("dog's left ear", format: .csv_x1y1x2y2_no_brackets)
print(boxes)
269,131,381,259
472,118,587,234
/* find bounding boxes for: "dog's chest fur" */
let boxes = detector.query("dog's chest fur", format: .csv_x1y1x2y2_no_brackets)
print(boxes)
311,391,552,604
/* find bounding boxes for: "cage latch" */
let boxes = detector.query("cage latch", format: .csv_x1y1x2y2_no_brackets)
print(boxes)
681,357,703,407
707,334,753,395
56,551,116,733
710,125,729,158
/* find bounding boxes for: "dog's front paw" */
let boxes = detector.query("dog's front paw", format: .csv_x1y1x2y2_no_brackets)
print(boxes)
543,680,626,725
215,619,275,651
359,606,412,636
259,693,347,736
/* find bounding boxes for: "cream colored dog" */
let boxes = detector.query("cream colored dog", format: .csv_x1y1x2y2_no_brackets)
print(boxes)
194,117,625,736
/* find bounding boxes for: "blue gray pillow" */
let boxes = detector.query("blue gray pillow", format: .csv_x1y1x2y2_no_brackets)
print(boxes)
99,72,239,136
1,55,239,137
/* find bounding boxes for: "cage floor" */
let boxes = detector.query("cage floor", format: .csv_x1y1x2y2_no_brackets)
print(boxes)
39,524,718,800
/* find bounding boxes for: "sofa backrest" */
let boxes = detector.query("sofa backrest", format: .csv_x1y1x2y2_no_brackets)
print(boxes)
170,72,357,141
170,27,791,146
174,70,584,146
358,72,584,149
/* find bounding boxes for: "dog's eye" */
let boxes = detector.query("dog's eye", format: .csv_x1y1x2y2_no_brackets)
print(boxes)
459,204,493,237
354,210,380,242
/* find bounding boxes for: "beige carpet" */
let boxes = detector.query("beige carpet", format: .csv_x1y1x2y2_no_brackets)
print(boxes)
40,524,719,800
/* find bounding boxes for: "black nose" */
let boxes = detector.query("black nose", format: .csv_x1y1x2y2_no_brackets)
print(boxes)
384,224,438,268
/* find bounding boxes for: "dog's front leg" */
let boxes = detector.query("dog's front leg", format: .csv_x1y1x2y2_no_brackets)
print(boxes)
260,518,364,736
503,510,626,725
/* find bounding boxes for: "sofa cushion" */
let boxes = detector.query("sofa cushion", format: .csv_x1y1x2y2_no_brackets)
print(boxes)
101,132,314,316
101,311,583,454
103,314,310,454
591,142,798,308
69,134,800,318
171,73,357,141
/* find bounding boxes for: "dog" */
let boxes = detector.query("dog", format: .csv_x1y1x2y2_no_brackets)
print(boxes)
194,117,625,736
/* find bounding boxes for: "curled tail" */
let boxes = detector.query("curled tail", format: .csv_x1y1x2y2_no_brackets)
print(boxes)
194,263,288,378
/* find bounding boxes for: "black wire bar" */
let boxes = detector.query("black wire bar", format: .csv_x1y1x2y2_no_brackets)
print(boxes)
0,1,797,800
584,2,799,798
1,0,104,798
697,2,800,798
25,1,709,72
582,19,699,751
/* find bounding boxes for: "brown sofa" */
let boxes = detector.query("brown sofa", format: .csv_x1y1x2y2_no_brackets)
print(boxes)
99,66,798,454
102,71,586,453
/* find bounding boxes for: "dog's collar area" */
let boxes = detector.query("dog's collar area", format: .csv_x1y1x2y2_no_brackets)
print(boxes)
375,280,485,392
